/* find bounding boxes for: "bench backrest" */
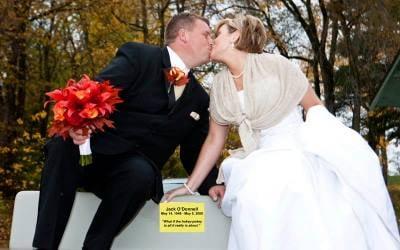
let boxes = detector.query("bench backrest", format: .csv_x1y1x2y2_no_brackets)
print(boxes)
9,179,231,249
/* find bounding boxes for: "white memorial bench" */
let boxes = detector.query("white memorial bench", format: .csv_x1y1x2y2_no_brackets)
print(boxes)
9,178,231,249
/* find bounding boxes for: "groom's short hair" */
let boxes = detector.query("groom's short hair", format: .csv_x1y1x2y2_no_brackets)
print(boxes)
164,13,209,45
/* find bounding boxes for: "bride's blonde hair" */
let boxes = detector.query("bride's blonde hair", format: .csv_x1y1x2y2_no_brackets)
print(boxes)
215,15,267,53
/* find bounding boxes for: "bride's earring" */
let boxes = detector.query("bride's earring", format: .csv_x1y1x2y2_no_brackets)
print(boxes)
231,41,235,49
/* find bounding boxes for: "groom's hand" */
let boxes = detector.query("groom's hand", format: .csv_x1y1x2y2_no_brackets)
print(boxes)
69,128,92,145
208,185,225,208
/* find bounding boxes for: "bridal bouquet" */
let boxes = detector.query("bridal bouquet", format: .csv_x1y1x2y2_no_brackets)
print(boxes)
45,75,123,166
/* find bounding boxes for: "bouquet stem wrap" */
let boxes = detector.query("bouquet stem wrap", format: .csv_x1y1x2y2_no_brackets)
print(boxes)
79,139,92,166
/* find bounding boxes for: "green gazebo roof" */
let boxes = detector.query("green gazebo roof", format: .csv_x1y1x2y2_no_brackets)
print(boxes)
371,51,400,109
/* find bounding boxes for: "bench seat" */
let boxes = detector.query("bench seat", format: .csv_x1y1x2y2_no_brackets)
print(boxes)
9,179,231,249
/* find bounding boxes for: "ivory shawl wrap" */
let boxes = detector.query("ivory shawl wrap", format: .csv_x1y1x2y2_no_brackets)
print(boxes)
210,53,309,183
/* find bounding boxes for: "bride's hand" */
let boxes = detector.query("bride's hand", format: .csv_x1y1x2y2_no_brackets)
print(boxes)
208,185,226,208
163,186,192,202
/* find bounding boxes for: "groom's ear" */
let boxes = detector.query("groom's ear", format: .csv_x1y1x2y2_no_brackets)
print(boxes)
177,28,188,43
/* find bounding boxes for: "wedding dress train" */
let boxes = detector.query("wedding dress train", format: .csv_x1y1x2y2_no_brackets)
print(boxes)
220,94,399,250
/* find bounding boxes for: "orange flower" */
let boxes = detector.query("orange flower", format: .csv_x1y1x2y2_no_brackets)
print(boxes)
53,105,66,121
75,90,87,100
164,67,189,86
79,103,99,119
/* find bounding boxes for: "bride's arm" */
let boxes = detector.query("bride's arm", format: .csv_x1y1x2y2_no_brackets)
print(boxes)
300,85,323,113
164,119,229,201
186,119,229,191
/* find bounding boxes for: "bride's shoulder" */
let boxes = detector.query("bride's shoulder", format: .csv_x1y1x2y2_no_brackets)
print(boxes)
250,53,289,73
250,53,287,67
257,53,296,72
255,53,288,62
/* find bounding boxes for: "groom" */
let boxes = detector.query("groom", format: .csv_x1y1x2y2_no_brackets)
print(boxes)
33,13,223,249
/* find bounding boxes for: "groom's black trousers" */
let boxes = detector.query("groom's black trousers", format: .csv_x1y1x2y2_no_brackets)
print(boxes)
32,137,156,249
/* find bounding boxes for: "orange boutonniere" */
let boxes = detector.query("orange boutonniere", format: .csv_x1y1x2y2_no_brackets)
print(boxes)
163,67,189,87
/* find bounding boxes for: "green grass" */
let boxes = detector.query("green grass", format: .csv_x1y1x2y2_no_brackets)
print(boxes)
389,183,400,227
388,175,400,185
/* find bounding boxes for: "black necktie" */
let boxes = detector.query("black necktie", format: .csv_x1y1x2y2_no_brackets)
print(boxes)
168,85,175,109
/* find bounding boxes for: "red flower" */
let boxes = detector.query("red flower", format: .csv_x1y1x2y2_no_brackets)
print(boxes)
45,75,123,139
163,67,189,86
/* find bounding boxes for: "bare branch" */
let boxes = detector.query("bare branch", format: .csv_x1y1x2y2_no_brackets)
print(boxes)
29,1,76,22
286,55,312,63
111,10,145,32
282,0,318,46
319,0,329,51
329,17,338,67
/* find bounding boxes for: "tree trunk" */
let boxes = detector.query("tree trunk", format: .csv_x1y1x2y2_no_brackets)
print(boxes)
0,6,29,197
378,135,389,184
366,113,388,185
39,10,56,138
339,17,362,132
318,53,336,113
140,0,148,43
281,0,337,114
312,56,321,98
158,0,170,46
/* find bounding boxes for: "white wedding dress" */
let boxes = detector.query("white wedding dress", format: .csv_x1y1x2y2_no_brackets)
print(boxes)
220,90,400,250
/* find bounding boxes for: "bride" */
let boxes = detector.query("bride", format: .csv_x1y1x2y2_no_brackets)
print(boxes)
164,15,400,250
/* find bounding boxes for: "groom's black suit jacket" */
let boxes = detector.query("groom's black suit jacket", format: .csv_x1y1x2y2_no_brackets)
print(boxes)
92,42,218,202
